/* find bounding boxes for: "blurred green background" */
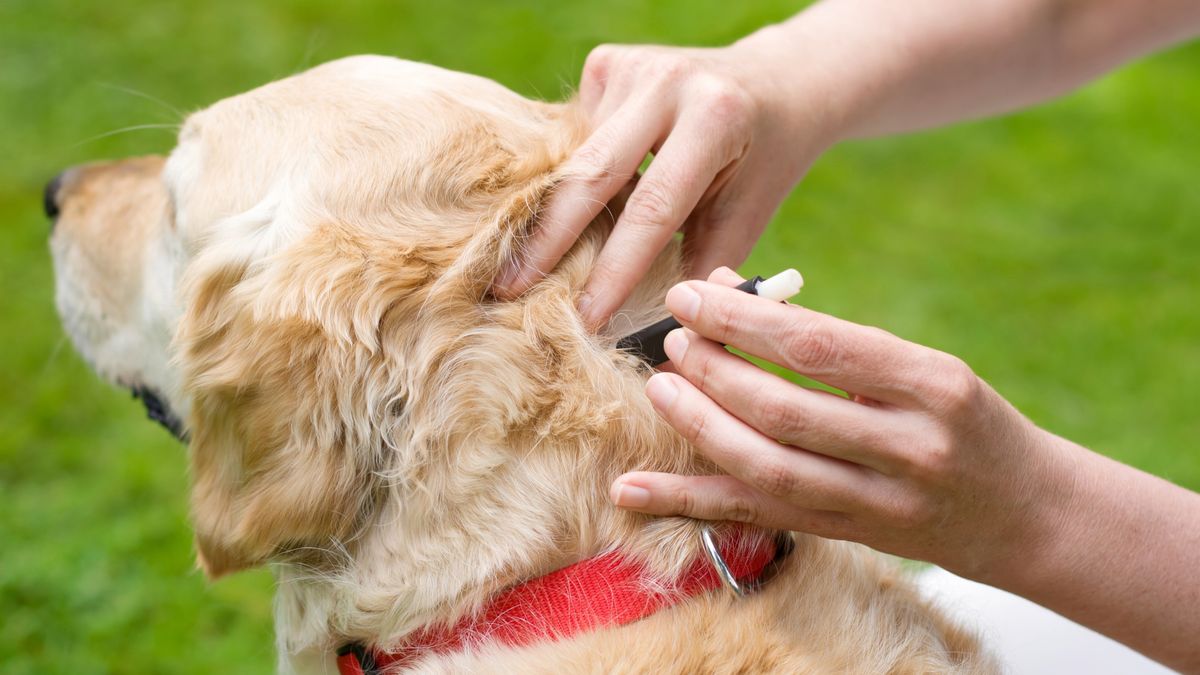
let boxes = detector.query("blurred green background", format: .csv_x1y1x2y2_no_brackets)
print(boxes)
1,0,1197,672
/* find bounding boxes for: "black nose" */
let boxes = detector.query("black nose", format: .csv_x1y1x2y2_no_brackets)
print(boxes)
43,171,66,220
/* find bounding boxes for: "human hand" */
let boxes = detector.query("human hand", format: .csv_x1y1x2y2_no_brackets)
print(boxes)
610,267,1081,581
493,39,838,328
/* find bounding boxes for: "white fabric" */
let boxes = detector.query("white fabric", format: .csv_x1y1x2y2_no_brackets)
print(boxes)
916,567,1176,674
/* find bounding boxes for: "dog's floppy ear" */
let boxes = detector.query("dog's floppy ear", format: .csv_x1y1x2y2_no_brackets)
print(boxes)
176,101,585,577
177,225,438,577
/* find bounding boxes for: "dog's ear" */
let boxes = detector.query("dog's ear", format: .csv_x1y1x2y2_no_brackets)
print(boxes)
176,102,586,577
177,225,439,577
436,102,593,294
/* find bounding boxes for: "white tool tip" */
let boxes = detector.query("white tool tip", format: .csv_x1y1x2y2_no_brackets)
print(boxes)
755,269,804,302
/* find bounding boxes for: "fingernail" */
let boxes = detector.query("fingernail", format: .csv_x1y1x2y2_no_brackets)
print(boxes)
663,328,688,363
578,292,594,318
611,481,652,508
665,283,701,322
645,373,679,410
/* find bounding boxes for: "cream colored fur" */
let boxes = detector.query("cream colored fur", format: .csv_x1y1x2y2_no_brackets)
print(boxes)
50,55,995,673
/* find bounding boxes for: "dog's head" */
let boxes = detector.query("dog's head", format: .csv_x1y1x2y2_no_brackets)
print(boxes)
50,56,682,580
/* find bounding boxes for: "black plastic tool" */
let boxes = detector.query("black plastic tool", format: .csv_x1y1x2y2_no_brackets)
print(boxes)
616,276,764,367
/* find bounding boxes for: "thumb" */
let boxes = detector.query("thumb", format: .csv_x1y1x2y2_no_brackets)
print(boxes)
610,472,852,536
610,472,765,524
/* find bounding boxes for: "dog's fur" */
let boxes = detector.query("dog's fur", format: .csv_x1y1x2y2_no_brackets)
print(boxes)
50,56,994,673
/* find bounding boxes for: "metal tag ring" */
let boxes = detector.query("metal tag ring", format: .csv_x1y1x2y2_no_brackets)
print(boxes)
700,525,795,598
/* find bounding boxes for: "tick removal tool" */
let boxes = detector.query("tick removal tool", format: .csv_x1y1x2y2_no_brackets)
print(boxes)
617,268,804,366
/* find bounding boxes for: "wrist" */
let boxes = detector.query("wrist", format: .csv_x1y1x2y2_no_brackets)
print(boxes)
976,430,1104,596
730,5,911,146
725,23,848,163
972,433,1200,671
955,425,1089,588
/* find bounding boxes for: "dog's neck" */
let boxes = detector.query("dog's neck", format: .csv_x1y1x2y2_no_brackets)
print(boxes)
273,239,713,663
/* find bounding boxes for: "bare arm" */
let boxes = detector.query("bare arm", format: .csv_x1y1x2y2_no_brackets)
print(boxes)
751,0,1200,139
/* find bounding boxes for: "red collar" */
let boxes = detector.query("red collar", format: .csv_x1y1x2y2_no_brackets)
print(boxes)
336,527,791,674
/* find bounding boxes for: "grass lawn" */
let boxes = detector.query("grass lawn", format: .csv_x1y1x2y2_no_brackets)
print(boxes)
2,1,1197,672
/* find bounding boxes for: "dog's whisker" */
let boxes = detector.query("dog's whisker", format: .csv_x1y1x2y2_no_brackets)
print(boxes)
291,30,327,75
555,72,578,101
95,81,187,119
70,123,181,148
35,334,69,383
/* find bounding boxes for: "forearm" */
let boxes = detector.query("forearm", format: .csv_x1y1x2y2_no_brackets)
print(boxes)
996,435,1200,673
737,0,1200,141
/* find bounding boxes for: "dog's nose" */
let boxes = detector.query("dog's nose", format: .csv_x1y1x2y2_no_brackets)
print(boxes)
43,170,68,221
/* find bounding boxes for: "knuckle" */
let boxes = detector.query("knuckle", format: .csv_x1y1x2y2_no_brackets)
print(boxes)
906,429,957,481
707,295,743,340
648,53,692,82
674,485,697,517
722,493,760,524
680,407,712,446
878,417,929,473
924,354,981,414
929,430,960,473
624,179,675,229
892,495,937,530
571,142,620,183
697,77,756,127
583,44,617,81
748,458,798,499
780,316,842,374
689,345,719,391
756,391,806,440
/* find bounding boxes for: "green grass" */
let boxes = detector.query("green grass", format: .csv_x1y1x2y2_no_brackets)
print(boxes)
2,1,1197,672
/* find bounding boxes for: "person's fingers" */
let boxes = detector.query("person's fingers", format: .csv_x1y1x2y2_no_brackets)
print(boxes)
663,328,911,473
578,44,617,113
580,113,745,327
643,371,875,510
664,281,938,406
705,265,744,286
682,180,781,280
493,98,670,299
582,45,672,124
653,360,679,375
684,221,757,282
609,472,855,535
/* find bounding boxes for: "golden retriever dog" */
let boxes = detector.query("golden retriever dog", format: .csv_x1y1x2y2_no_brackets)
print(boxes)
48,56,994,673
